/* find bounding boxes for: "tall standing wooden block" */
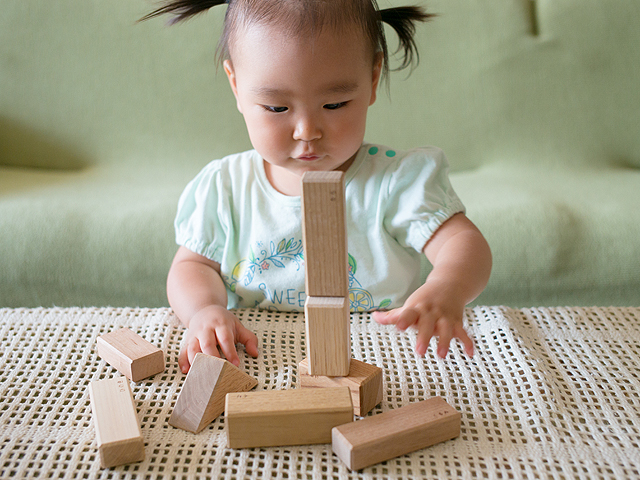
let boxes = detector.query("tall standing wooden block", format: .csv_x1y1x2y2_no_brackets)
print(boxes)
168,353,258,434
299,357,382,416
332,397,461,470
97,328,165,382
225,387,354,448
301,171,348,297
88,376,145,468
305,296,351,376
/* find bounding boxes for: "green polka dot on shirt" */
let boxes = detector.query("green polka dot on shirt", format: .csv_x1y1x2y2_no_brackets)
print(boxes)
368,146,379,155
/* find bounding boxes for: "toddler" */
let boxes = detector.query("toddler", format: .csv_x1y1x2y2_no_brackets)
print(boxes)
143,0,492,373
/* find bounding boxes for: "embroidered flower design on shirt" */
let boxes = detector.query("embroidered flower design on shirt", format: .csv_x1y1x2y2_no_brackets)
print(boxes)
225,238,304,292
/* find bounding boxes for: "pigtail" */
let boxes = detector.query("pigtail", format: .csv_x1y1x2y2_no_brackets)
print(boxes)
378,6,435,71
139,0,228,24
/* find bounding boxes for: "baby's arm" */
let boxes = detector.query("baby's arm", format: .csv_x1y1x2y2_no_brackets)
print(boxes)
167,246,259,373
373,213,492,358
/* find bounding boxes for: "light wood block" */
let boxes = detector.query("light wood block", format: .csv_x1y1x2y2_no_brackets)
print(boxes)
225,387,353,448
332,397,461,470
301,171,348,297
299,357,382,416
304,296,351,376
97,328,164,382
88,376,145,468
169,353,258,433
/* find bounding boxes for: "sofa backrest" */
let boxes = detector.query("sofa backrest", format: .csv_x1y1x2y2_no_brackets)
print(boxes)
1,0,639,171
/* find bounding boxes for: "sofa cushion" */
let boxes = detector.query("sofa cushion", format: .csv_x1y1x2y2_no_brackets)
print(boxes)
0,165,195,307
451,163,640,306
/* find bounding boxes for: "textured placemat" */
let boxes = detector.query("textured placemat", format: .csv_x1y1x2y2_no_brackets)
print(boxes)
1,306,639,479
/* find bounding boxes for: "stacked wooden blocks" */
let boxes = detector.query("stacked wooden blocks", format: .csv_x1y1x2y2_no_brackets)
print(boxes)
299,171,382,416
301,171,351,376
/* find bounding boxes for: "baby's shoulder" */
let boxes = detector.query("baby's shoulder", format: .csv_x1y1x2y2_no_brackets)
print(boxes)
198,149,259,175
189,149,261,186
357,143,448,179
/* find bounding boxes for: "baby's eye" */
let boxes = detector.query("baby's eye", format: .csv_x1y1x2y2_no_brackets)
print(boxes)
263,105,288,113
324,101,348,110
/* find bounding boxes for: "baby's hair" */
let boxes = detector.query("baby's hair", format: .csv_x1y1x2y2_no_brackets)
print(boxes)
140,0,434,81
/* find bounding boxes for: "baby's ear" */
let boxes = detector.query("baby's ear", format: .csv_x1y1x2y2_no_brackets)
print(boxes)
369,52,384,106
223,60,242,113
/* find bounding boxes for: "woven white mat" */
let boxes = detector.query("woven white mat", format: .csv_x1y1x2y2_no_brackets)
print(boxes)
0,306,639,479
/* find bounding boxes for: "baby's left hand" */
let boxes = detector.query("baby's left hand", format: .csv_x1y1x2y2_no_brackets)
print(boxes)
372,284,474,359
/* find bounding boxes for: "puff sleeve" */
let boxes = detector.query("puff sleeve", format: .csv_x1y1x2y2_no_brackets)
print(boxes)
382,147,465,253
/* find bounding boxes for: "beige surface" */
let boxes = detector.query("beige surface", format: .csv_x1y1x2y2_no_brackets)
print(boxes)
1,306,639,479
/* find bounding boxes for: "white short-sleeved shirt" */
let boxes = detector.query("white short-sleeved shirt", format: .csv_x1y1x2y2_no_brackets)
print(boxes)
174,143,465,312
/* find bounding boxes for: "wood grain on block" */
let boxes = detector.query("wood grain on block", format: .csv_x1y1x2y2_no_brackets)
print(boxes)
299,357,382,416
97,328,164,382
88,376,145,468
332,397,461,470
169,353,258,433
304,296,351,376
225,387,353,448
301,171,348,297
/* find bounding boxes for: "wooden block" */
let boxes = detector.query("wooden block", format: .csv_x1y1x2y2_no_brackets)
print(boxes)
88,376,145,468
169,353,258,433
299,357,382,416
97,328,164,382
225,387,353,448
301,171,348,297
332,397,461,470
305,296,351,376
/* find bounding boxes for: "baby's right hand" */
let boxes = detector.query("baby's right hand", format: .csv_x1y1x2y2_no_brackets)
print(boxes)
178,305,259,373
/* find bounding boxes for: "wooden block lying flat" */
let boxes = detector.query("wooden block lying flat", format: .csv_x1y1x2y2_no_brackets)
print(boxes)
225,387,353,448
169,353,258,433
332,397,461,470
305,296,351,376
301,171,348,297
88,377,145,468
97,328,164,382
299,357,382,416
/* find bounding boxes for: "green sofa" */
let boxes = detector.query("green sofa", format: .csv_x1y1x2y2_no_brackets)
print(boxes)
1,1,639,308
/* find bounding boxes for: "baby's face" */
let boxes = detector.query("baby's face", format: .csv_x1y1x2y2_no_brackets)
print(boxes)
224,22,381,195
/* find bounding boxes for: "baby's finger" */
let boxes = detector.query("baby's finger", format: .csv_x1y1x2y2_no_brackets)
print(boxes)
199,335,222,360
454,324,475,357
178,345,190,374
435,318,454,359
187,337,205,368
415,315,437,356
215,327,240,367
371,309,399,325
236,323,259,358
395,308,420,331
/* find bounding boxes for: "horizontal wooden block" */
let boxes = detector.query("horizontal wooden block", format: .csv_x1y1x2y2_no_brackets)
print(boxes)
301,171,348,297
169,353,258,433
97,328,164,382
332,397,461,470
305,296,351,376
88,376,145,468
299,357,383,416
225,387,353,448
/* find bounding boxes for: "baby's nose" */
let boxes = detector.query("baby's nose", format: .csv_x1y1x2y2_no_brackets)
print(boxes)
293,116,321,142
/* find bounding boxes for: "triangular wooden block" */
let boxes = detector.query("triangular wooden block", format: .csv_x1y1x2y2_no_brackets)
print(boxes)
169,353,258,433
